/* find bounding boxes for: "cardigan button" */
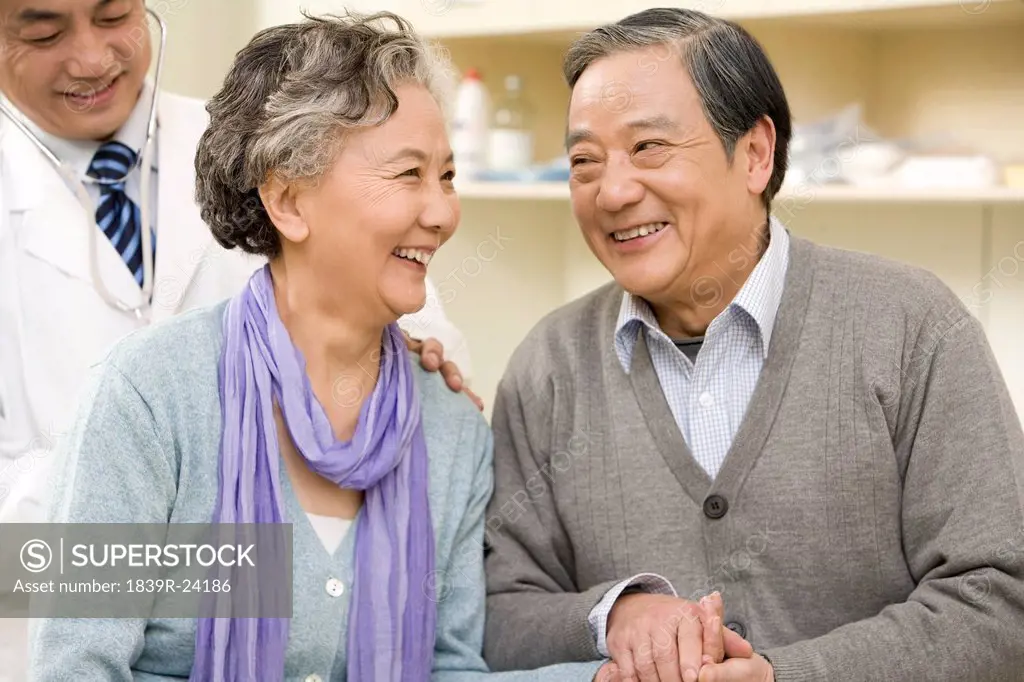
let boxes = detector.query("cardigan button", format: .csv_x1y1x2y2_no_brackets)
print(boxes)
325,577,345,598
305,675,323,682
703,494,729,519
726,621,747,639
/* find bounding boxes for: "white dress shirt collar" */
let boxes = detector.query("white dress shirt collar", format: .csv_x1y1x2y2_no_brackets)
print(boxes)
1,79,158,180
614,214,791,372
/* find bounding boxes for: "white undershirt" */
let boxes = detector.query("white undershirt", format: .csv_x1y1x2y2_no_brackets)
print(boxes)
305,513,353,555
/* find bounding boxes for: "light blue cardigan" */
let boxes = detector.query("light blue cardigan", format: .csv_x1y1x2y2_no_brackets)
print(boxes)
28,301,604,682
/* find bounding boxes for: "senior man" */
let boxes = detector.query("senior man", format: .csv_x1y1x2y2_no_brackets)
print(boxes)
483,8,1024,682
0,1,471,678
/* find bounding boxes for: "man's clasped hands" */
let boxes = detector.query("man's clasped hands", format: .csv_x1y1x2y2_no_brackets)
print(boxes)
595,592,775,682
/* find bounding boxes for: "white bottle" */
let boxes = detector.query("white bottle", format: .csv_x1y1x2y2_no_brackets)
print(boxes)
451,68,490,182
487,74,534,173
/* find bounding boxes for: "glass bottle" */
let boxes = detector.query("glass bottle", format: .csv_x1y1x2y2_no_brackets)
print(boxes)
487,75,534,173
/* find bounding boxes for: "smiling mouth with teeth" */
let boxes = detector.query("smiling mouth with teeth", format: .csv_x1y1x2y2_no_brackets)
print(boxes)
65,75,119,99
612,222,669,242
392,248,433,265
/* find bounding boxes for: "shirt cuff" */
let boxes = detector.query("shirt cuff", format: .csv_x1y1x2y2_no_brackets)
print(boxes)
587,573,677,657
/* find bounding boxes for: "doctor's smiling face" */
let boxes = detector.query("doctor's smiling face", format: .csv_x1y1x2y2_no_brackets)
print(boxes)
0,0,151,140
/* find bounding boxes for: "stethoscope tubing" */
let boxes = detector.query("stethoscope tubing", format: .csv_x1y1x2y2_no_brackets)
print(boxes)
0,6,167,320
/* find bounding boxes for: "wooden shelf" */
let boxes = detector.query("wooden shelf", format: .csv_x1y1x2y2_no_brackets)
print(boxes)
394,0,1024,40
779,184,1024,204
259,0,1024,41
454,181,1024,204
453,181,571,200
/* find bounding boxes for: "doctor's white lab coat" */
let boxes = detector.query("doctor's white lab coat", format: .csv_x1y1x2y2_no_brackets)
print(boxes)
0,89,470,680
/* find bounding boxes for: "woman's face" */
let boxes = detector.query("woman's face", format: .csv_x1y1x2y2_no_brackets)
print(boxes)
288,82,459,323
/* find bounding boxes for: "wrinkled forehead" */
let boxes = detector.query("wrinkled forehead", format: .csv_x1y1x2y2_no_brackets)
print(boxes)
345,84,454,164
566,49,704,146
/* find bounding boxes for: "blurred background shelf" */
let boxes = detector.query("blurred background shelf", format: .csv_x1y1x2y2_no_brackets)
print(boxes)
162,0,1024,420
455,181,1024,204
262,0,1024,40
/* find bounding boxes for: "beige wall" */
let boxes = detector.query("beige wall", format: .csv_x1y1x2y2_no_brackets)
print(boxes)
158,0,411,100
157,3,1024,421
156,0,259,100
429,21,1024,419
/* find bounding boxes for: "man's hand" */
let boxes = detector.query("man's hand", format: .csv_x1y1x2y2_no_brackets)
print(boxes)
606,589,753,679
595,662,623,681
606,592,753,682
403,335,483,411
606,592,700,682
697,654,773,682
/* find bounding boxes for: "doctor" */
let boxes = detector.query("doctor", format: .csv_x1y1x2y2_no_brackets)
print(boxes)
0,0,471,677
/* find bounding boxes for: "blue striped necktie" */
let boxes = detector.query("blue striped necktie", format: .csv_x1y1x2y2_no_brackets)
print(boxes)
86,141,151,286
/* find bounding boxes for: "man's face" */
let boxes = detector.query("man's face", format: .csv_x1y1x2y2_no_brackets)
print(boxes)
566,45,769,307
0,0,150,140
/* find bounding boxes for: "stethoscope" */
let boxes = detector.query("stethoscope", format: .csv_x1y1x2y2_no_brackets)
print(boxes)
0,6,167,321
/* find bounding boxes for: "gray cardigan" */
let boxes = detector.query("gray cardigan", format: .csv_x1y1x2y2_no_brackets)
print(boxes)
29,301,604,682
484,234,1024,681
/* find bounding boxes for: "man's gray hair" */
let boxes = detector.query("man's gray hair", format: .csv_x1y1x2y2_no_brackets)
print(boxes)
195,11,455,258
563,8,792,209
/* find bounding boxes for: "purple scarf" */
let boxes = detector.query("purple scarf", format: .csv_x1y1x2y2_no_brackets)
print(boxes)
190,264,436,681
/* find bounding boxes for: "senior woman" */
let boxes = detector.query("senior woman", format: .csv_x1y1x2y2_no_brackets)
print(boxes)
27,12,610,682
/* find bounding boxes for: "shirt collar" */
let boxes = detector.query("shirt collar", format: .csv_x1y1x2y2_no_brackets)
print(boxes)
1,79,158,181
730,214,790,353
614,215,791,372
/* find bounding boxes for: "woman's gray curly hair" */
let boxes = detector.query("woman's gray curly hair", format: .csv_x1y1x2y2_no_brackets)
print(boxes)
194,11,455,258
